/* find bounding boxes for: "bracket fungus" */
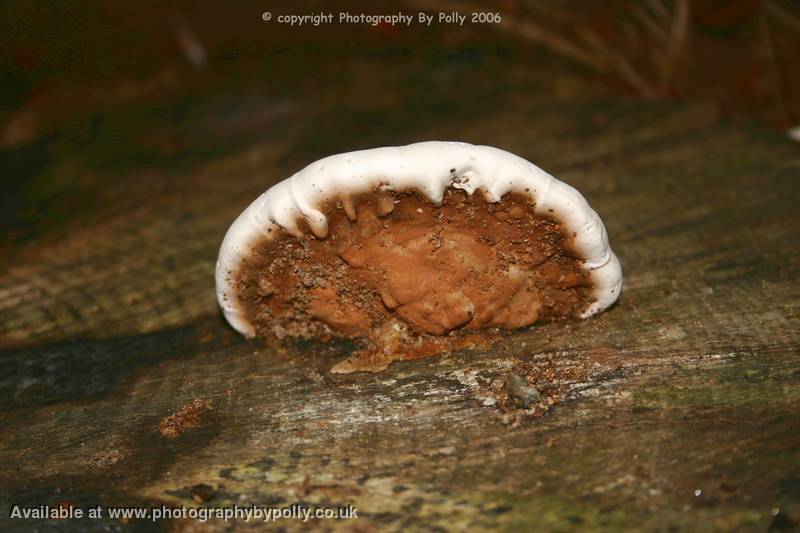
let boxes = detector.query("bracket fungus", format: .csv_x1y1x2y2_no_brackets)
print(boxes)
216,141,622,372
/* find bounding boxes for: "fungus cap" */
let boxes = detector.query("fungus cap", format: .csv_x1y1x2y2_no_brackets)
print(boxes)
216,141,622,337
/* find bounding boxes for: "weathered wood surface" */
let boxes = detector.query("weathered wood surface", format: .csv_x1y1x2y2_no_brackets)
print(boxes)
1,38,799,532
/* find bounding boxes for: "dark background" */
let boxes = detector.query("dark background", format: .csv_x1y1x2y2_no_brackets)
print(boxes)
3,0,800,247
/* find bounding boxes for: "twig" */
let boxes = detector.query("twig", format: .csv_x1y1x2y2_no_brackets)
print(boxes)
410,0,606,70
578,29,659,99
509,17,607,71
766,0,800,34
632,4,669,45
411,0,658,98
171,12,207,70
759,12,791,127
645,0,671,22
658,0,691,92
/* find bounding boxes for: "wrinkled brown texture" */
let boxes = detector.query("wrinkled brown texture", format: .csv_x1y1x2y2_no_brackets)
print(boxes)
234,188,594,353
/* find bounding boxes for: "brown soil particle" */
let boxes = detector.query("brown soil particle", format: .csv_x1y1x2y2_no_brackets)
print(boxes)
189,483,218,503
506,372,543,408
478,358,598,424
158,399,213,438
235,188,594,372
89,449,122,468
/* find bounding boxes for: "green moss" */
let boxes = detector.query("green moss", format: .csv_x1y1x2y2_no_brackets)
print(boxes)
635,356,800,409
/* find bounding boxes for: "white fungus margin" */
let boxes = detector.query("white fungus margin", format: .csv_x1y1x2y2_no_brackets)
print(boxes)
216,141,622,337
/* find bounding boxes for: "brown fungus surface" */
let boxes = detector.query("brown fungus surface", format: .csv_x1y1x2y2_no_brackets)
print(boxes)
234,188,594,372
